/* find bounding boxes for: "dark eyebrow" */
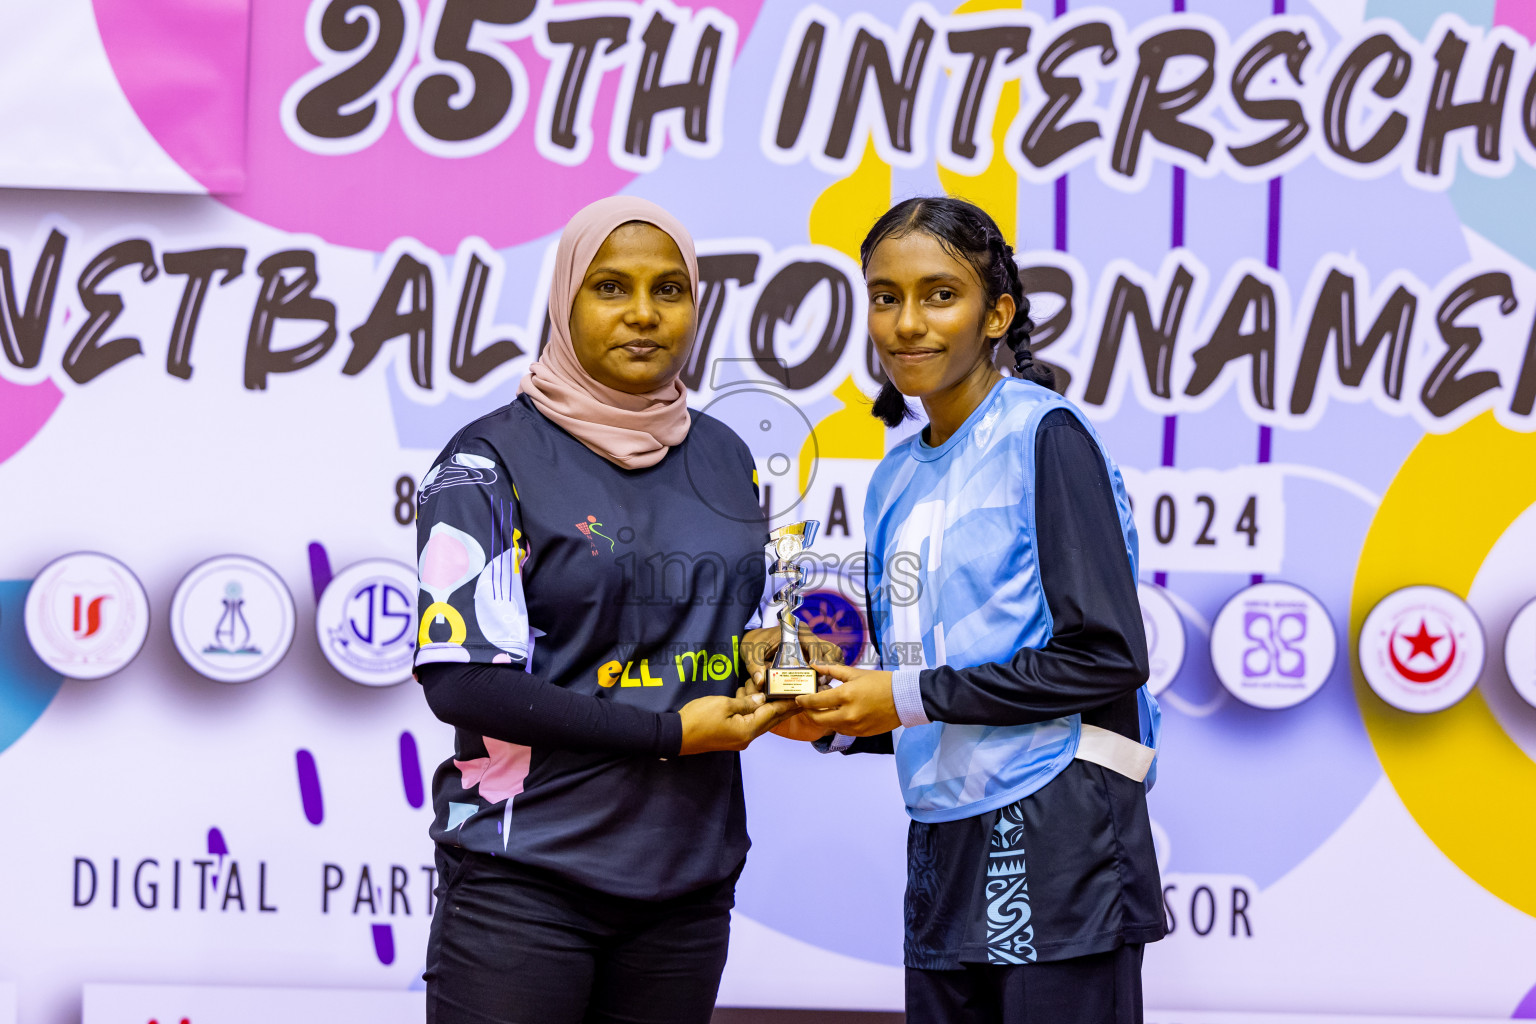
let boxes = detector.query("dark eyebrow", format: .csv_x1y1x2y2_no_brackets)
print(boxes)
586,265,689,280
866,273,966,289
586,266,631,280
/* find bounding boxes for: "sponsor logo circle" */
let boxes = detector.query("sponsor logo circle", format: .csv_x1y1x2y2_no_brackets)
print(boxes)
170,555,295,684
23,552,149,679
1211,581,1337,710
1359,585,1485,714
1137,582,1185,697
1502,596,1536,710
316,559,418,687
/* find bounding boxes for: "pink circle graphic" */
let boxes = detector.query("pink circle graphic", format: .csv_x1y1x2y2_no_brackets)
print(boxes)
0,380,62,466
92,0,251,194
94,0,762,252
420,532,470,591
1496,0,1536,42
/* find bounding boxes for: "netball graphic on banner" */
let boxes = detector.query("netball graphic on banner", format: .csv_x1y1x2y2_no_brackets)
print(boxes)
2,0,1536,1020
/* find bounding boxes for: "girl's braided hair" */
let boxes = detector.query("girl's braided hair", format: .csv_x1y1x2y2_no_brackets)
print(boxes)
860,196,1055,426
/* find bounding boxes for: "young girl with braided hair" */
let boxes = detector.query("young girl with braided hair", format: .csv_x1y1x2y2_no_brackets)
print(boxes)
868,202,1054,428
784,197,1165,1022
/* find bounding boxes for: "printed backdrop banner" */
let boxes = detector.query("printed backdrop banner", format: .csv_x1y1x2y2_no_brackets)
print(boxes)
2,0,1536,1020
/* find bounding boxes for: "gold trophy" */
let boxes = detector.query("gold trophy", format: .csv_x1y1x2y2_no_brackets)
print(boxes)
765,520,821,700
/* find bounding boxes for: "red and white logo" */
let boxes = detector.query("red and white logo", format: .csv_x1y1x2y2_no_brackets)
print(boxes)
23,552,149,679
1359,586,1485,713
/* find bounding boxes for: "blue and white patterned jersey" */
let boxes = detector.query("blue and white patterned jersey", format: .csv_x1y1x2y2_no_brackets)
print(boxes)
865,379,1140,823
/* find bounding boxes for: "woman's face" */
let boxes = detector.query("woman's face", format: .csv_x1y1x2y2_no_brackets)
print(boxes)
864,231,1012,402
568,221,695,394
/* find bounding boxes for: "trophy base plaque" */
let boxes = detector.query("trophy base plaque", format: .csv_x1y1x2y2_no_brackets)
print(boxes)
765,667,817,699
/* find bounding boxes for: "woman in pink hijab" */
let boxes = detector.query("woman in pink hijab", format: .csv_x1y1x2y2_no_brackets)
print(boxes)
414,197,797,1023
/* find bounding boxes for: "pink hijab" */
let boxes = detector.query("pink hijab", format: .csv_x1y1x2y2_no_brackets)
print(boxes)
519,196,698,469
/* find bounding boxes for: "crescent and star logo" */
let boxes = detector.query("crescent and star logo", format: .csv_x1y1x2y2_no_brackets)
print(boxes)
1386,618,1457,684
1359,586,1486,714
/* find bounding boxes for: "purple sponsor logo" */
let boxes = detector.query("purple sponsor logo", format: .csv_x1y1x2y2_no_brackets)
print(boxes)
1241,608,1308,680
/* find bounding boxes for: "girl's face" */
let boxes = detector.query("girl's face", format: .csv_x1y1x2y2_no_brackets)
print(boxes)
864,231,1013,403
568,221,695,394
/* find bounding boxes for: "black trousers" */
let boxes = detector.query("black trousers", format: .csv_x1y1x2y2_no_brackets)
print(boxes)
425,847,739,1024
905,944,1144,1024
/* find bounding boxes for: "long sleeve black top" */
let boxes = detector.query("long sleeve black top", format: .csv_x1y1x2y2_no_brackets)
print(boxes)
419,661,683,757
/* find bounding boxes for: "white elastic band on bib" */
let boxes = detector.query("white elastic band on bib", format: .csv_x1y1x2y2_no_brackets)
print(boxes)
1075,723,1156,783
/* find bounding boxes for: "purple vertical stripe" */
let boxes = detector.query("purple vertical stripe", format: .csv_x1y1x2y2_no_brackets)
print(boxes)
307,542,332,604
1273,0,1285,12
1159,8,1184,597
1261,177,1280,477
1054,176,1068,251
1257,418,1274,579
1266,178,1282,271
1171,168,1185,249
372,923,397,965
296,749,324,826
1260,174,1279,475
1053,2,1068,246
400,730,425,809
1257,152,1283,583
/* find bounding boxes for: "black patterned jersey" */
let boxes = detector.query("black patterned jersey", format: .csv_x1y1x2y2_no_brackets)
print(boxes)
413,395,766,900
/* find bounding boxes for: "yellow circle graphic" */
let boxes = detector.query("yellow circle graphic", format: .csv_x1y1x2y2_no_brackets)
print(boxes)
1352,412,1536,916
418,602,467,648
